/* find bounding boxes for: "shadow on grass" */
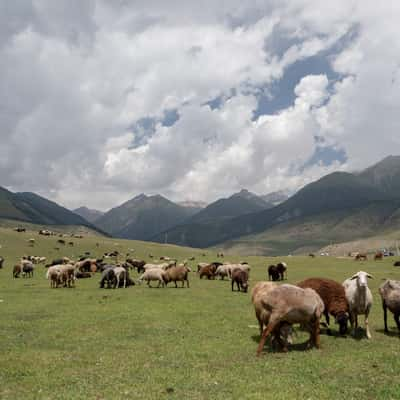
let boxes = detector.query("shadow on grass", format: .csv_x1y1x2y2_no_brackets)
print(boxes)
375,328,400,337
250,334,313,354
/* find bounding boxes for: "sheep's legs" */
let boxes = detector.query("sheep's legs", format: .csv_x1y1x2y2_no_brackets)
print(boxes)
383,301,388,333
394,313,400,333
186,279,190,288
365,313,371,339
257,320,278,356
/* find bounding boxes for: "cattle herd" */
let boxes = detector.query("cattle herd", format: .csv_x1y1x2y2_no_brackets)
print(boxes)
3,248,400,356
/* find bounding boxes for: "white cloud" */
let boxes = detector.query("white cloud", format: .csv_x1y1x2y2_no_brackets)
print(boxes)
0,1,399,210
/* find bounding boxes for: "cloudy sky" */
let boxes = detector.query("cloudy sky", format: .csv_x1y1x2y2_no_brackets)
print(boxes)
1,1,400,210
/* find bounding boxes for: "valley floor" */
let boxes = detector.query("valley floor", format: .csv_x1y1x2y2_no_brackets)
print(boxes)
1,227,400,399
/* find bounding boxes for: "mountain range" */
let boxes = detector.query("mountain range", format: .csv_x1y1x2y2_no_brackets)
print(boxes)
0,187,96,228
2,155,400,255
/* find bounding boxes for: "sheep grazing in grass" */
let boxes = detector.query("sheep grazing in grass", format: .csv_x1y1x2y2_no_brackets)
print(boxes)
113,266,127,289
163,265,190,288
231,269,249,293
99,267,116,289
139,269,166,288
75,271,92,279
394,261,400,267
199,264,217,280
126,259,146,273
268,262,287,281
297,278,349,335
48,269,61,288
379,280,400,334
251,281,293,349
13,264,21,278
215,265,231,280
22,262,34,278
343,271,373,339
256,284,324,356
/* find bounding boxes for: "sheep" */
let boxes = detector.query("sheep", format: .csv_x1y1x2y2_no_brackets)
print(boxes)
0,256,4,269
139,269,166,288
393,261,400,267
99,267,116,289
230,263,251,276
13,264,21,278
231,269,249,293
113,266,127,289
297,278,349,335
268,265,280,281
379,280,400,334
59,264,76,287
48,269,61,288
215,265,231,280
256,284,324,356
343,271,373,339
199,264,217,279
22,262,34,278
163,265,190,288
74,271,92,279
268,262,286,281
251,281,293,348
126,259,146,273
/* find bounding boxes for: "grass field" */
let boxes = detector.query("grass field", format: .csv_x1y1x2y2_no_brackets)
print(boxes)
1,225,400,399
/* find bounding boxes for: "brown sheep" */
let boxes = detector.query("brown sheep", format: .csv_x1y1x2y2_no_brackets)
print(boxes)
231,269,249,293
297,278,349,335
256,284,324,356
251,281,293,349
355,253,368,261
379,280,400,334
163,265,190,288
199,264,217,280
13,264,22,278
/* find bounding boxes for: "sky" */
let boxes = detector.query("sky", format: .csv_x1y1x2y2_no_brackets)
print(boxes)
1,1,400,211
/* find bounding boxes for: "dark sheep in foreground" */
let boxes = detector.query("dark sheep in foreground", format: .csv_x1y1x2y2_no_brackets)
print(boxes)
297,278,349,335
394,261,400,267
379,280,400,334
256,284,324,356
231,269,249,293
0,256,4,269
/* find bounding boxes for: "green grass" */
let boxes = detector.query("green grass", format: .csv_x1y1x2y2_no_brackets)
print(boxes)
1,225,400,399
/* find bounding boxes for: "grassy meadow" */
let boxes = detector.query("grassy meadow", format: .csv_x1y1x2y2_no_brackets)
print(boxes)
1,225,400,399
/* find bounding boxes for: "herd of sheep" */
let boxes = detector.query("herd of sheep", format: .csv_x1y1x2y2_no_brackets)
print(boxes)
5,250,400,356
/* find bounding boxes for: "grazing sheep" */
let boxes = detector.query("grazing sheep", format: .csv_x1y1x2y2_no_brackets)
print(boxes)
297,278,349,335
126,259,146,273
268,265,280,281
251,281,293,348
0,256,4,269
355,253,368,261
379,280,400,334
74,271,92,279
343,271,373,339
256,284,324,356
22,262,34,278
113,266,127,289
231,269,249,293
199,264,217,280
374,252,384,260
48,269,61,288
99,267,116,289
394,261,400,267
215,265,231,280
13,264,21,278
163,265,190,288
139,269,166,288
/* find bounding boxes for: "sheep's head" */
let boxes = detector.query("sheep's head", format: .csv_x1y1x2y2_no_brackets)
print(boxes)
335,312,349,335
351,271,373,287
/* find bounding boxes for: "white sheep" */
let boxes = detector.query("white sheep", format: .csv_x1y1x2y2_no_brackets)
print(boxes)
113,266,127,289
215,265,231,280
343,271,373,339
139,269,166,288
